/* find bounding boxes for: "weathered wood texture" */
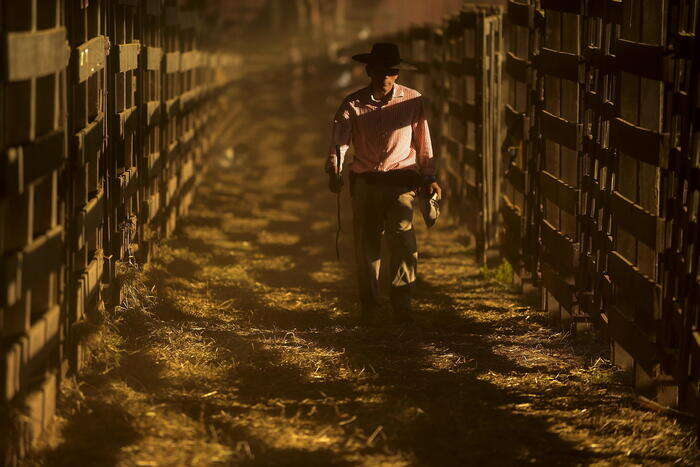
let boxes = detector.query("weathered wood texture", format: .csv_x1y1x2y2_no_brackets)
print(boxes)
537,1,584,331
390,0,699,423
496,0,697,418
660,0,700,422
400,6,503,264
501,0,540,287
1,1,68,461
1,1,237,463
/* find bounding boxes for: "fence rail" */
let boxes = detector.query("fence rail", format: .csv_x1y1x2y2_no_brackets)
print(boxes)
0,0,237,463
391,0,698,424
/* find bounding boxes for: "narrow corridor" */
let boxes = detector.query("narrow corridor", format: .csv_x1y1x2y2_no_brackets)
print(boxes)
36,67,696,466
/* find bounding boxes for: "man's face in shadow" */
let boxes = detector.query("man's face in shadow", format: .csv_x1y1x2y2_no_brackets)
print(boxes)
366,64,399,94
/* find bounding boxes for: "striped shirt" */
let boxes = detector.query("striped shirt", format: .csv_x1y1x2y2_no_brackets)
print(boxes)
327,84,435,177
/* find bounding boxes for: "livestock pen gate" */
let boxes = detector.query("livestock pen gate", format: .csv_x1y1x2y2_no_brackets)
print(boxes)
0,1,238,462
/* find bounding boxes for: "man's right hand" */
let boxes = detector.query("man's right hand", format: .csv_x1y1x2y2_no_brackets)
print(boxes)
328,172,343,194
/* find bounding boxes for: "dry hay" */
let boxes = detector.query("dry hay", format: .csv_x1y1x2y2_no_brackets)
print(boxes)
30,65,698,466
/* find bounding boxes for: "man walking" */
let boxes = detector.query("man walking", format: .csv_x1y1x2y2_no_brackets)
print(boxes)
326,43,441,324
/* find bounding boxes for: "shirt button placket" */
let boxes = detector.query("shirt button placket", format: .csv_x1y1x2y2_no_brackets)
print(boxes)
378,105,383,171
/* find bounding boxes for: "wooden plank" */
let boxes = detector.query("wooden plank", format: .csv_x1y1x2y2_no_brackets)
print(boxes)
144,101,161,127
607,250,662,320
610,117,667,168
22,226,62,289
607,305,659,375
505,52,528,83
541,219,578,272
180,50,200,71
541,262,575,310
83,191,104,237
165,52,181,74
614,39,665,81
6,27,71,81
84,255,103,300
75,115,104,166
539,109,583,151
165,96,180,116
76,36,107,83
507,1,533,28
610,191,663,249
117,106,138,138
27,305,60,367
145,150,163,179
537,47,583,83
118,43,140,73
539,170,578,213
180,88,201,111
22,130,65,188
145,47,162,70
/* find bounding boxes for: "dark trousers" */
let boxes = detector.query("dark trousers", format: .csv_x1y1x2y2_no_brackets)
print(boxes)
351,172,418,312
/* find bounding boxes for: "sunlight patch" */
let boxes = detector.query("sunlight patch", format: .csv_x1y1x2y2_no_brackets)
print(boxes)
258,231,300,245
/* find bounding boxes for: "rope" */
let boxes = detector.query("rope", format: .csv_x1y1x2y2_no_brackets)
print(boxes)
335,145,342,261
336,189,342,260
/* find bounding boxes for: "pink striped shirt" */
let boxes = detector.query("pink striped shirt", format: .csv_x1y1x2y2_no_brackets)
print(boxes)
327,84,435,177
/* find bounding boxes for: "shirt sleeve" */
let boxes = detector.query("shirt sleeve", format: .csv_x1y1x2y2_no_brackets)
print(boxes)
412,96,435,178
326,100,352,173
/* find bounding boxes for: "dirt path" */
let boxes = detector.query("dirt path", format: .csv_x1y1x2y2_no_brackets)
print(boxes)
37,69,696,466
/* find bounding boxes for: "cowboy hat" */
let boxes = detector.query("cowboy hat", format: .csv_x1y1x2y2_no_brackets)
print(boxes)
351,43,418,70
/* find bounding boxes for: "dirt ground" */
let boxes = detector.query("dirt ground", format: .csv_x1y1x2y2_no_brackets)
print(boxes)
34,68,697,466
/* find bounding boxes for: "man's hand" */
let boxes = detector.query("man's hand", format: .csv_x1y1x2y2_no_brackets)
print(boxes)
424,181,442,200
328,172,343,194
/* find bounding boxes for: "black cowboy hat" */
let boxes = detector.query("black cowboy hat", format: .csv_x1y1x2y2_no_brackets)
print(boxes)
351,42,418,70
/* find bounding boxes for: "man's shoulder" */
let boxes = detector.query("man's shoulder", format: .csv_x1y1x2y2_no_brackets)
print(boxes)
341,86,370,105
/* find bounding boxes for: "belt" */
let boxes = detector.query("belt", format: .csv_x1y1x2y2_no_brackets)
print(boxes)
351,168,421,187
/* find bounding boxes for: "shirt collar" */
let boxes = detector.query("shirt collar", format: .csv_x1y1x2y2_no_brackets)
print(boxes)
365,84,404,104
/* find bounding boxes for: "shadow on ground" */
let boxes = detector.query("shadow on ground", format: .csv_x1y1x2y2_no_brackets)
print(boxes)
36,63,697,466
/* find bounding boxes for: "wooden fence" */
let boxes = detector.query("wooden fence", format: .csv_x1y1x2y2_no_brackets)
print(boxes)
391,0,699,423
0,0,237,462
401,6,503,264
